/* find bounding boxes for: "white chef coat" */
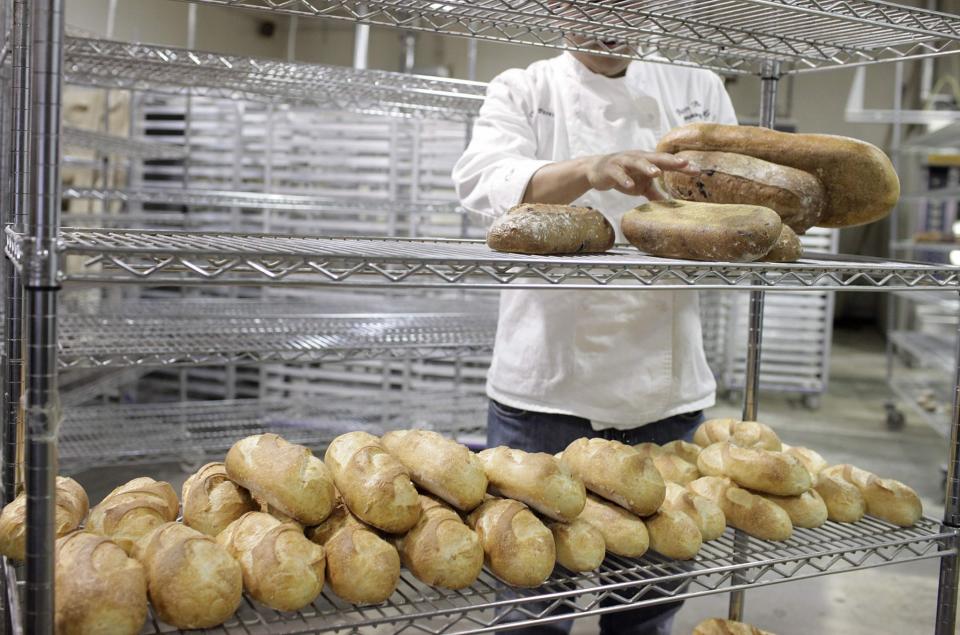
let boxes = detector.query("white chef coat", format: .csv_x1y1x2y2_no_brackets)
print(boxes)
452,52,738,429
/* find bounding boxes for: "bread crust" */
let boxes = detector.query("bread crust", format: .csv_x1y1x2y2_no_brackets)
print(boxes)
577,493,649,557
466,497,556,587
689,476,793,541
86,477,178,555
394,495,484,589
0,476,88,561
697,442,811,496
761,225,803,262
487,204,615,254
561,438,665,517
182,462,256,537
478,446,586,521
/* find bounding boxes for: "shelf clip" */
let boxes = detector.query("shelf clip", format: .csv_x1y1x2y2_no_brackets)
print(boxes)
3,227,62,288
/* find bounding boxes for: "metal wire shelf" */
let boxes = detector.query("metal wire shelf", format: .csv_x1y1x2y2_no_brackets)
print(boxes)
164,0,960,76
889,330,956,375
8,228,960,291
62,127,186,160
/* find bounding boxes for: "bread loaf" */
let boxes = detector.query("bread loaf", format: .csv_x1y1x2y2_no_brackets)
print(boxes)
181,462,256,537
761,225,803,262
308,501,400,604
252,493,304,528
662,482,726,541
466,497,556,587
657,122,899,227
782,444,828,477
694,419,781,451
478,446,585,521
217,512,325,611
661,439,702,465
381,429,487,511
821,464,922,526
394,495,484,590
645,508,702,560
693,617,775,635
561,437,665,516
547,517,606,573
814,472,866,523
0,476,88,561
133,522,242,630
578,493,649,557
621,200,782,262
689,477,793,541
87,477,179,555
225,434,336,526
55,531,147,635
698,442,811,496
663,150,824,233
324,431,420,533
634,442,699,484
487,204,615,255
759,489,828,529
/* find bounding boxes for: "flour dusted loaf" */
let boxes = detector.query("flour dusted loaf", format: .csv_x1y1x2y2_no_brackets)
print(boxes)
645,507,702,560
698,442,811,496
821,464,922,526
324,431,420,533
814,471,866,523
661,439,702,465
759,489,828,529
560,437,665,516
761,224,803,262
466,496,556,587
55,531,148,635
487,204,615,254
478,446,585,521
225,433,336,526
661,482,726,541
689,476,793,541
663,149,825,233
658,122,900,227
547,517,606,572
694,618,776,635
578,493,649,558
634,442,700,484
0,476,88,561
381,429,487,511
87,477,179,555
694,419,782,451
181,462,256,537
781,444,829,477
621,200,782,262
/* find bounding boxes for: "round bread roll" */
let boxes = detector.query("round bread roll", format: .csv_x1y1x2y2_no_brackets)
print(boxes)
698,442,811,496
308,501,400,605
694,419,781,451
578,493,649,558
781,444,829,478
645,508,702,560
487,203,616,255
814,472,866,523
689,477,793,541
821,464,922,527
467,497,556,588
55,531,148,635
324,431,420,534
634,443,700,485
225,433,336,526
662,482,726,541
661,439,702,465
561,437,665,517
217,512,325,611
394,495,484,590
548,517,606,573
181,462,256,537
759,489,828,529
761,224,803,262
0,476,89,561
133,522,242,630
86,477,179,555
381,429,487,511
478,446,586,521
693,617,776,635
621,200,782,262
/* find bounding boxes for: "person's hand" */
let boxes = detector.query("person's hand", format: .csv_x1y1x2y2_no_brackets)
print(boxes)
584,151,699,199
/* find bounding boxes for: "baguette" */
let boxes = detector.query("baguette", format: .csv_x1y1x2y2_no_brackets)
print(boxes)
657,122,900,227
394,495,484,590
487,204,615,255
645,508,702,560
759,489,828,529
781,444,828,478
307,501,400,604
689,477,792,541
133,522,242,630
662,482,726,541
381,429,487,511
181,462,256,537
217,512,325,611
693,618,776,635
821,464,921,526
55,531,147,635
324,431,420,533
0,476,88,561
621,200,782,262
698,442,811,496
561,437,665,516
761,224,803,262
693,419,781,451
478,446,585,521
661,439,702,465
466,497,556,587
225,433,336,526
547,517,606,573
814,472,866,523
634,442,699,485
86,477,179,555
578,493,649,558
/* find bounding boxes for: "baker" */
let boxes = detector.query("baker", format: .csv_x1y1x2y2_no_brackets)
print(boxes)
451,38,737,635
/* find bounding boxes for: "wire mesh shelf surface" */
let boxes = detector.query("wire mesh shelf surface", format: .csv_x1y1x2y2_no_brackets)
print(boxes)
62,127,187,160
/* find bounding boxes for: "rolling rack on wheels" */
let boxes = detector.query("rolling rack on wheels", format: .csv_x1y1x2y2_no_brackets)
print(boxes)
3,1,960,634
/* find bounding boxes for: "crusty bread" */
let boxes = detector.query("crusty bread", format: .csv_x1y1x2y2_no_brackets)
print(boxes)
634,442,700,485
217,512,325,611
821,464,921,526
578,493,649,558
0,476,88,561
324,431,420,534
694,419,782,451
698,442,811,496
487,204,615,255
547,517,606,573
466,497,556,588
621,200,782,262
394,495,484,590
761,224,803,262
478,446,585,521
55,531,147,635
814,472,866,523
133,522,242,630
781,444,829,478
664,149,824,233
661,439,702,465
86,477,179,555
308,501,400,604
689,477,792,541
381,429,487,511
662,482,726,541
759,489,828,529
181,462,256,537
657,122,899,227
561,437,665,517
693,617,776,635
225,434,336,526
645,508,703,560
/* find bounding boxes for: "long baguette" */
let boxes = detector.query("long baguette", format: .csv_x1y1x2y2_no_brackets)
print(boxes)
814,472,866,523
547,517,606,573
466,497,556,588
661,439,702,465
781,444,828,478
821,464,921,526
689,477,792,541
478,446,585,521
0,476,88,561
758,489,828,529
645,508,702,560
634,442,699,484
561,438,665,516
693,419,781,451
577,493,649,558
697,442,811,496
662,482,726,541
86,477,178,555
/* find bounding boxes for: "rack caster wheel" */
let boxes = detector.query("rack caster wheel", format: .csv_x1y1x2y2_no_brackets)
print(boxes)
801,395,821,410
884,403,905,431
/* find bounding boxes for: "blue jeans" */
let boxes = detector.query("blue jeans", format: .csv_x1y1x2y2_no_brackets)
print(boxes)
486,399,704,635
